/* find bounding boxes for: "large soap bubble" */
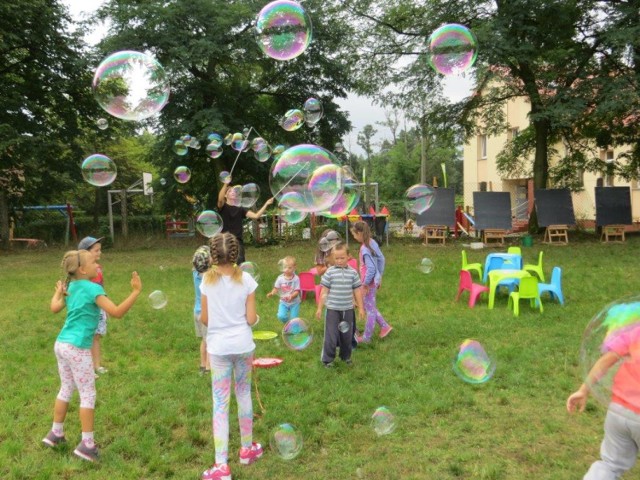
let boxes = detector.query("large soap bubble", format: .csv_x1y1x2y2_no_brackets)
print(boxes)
281,209,307,225
452,339,496,384
427,24,478,76
270,144,344,213
371,406,396,436
196,210,223,238
81,154,117,187
580,297,640,407
256,0,312,61
240,261,260,282
270,423,303,460
404,184,435,214
241,183,260,208
319,167,360,218
303,97,323,126
282,317,313,350
92,50,170,121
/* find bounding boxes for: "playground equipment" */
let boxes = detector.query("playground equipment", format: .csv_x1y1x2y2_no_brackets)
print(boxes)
14,203,77,247
107,173,153,241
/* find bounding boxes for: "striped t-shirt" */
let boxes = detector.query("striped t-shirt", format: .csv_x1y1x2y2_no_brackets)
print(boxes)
320,265,362,311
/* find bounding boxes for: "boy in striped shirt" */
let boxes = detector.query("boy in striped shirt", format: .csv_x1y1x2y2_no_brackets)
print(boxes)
315,243,365,367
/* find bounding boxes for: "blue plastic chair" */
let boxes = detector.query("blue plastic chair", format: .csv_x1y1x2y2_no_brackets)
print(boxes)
538,266,564,305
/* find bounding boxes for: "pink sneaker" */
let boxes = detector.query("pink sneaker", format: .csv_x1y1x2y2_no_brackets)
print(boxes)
239,442,263,465
379,325,393,338
201,463,231,480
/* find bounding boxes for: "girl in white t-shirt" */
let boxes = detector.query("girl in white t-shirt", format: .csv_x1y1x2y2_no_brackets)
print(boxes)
199,233,262,480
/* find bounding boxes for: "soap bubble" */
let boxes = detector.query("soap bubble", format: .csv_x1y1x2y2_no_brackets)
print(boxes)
371,407,396,436
282,317,313,350
173,139,188,156
419,258,434,274
96,118,109,130
196,210,223,238
318,230,342,253
226,185,243,207
334,142,344,153
224,133,233,145
181,134,192,147
81,154,117,187
148,290,168,309
159,178,166,186
270,423,303,460
173,166,191,184
230,132,249,152
254,144,272,163
208,133,223,148
280,109,305,132
206,143,223,158
92,50,170,121
404,184,435,214
277,258,286,272
303,97,323,126
242,127,251,138
273,144,286,159
241,183,260,208
338,321,350,333
319,167,360,218
256,0,313,61
580,297,640,407
427,24,478,76
281,209,307,224
219,171,231,184
452,339,496,384
240,261,260,282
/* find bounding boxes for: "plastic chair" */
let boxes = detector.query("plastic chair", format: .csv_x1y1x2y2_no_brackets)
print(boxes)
456,270,489,308
538,266,564,305
507,246,522,255
524,251,545,282
298,272,317,301
347,258,358,270
507,276,543,316
461,250,483,281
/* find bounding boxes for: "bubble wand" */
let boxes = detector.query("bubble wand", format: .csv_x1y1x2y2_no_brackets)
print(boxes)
272,162,311,199
227,127,256,177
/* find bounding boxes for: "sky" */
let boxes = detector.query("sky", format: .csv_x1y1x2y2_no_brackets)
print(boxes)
63,0,474,155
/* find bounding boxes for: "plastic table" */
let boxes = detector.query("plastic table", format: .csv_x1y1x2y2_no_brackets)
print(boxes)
487,269,531,309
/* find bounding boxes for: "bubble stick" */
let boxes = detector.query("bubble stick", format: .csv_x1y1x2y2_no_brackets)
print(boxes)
272,162,311,199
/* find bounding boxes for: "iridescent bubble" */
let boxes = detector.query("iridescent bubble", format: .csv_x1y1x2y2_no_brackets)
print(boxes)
190,139,201,150
282,317,313,350
196,210,223,238
303,97,323,126
318,230,341,253
280,109,305,132
240,261,260,282
269,144,344,213
242,127,251,137
219,171,231,184
254,144,272,163
251,137,268,151
270,423,303,460
419,258,434,274
273,144,286,159
231,132,249,152
338,321,350,333
181,134,192,147
92,50,170,121
96,118,109,130
371,406,396,436
334,142,344,153
319,167,360,219
173,139,188,156
148,290,168,309
81,154,117,187
159,178,167,186
226,185,243,207
281,208,307,225
404,184,436,214
224,133,233,145
256,0,313,61
208,133,223,148
580,297,640,407
241,183,261,208
427,24,478,76
452,339,496,384
277,258,286,272
173,166,191,184
206,143,223,158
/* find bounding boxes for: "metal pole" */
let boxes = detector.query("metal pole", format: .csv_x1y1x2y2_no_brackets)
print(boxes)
107,191,114,241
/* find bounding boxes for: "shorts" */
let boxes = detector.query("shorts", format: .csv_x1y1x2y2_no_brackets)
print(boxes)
194,312,207,338
95,309,107,336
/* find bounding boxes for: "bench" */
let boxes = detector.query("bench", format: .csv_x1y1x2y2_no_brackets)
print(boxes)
482,229,506,246
10,238,47,249
544,224,569,244
165,218,194,239
423,225,447,245
601,224,625,243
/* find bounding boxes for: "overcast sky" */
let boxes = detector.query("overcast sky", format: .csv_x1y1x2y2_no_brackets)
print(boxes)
64,0,474,155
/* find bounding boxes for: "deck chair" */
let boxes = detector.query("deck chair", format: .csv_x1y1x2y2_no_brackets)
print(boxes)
298,272,317,301
461,250,483,281
507,246,522,255
538,266,564,305
456,270,489,308
524,251,545,282
507,276,543,316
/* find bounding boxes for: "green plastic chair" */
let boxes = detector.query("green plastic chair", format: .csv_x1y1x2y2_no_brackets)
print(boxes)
507,276,543,316
524,251,545,282
461,250,483,281
507,246,522,255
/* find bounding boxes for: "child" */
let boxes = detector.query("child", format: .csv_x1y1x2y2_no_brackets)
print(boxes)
266,256,301,323
78,236,108,376
567,324,640,478
350,221,393,343
42,250,141,462
193,245,212,375
315,242,365,367
200,232,262,480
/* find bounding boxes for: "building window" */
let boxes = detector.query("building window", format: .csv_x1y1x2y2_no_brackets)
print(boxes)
603,150,614,186
508,127,519,140
479,134,487,160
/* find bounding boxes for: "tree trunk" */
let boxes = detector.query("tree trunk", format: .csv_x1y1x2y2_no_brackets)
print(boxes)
529,117,550,232
0,190,9,250
120,192,128,238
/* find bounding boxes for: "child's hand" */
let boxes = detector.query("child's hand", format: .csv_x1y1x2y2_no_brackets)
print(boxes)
54,280,65,295
266,291,274,298
131,272,142,292
358,308,365,321
566,388,588,413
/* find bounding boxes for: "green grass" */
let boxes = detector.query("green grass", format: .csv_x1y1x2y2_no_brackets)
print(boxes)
2,234,640,479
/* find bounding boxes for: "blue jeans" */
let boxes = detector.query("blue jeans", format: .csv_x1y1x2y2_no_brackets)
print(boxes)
277,301,300,323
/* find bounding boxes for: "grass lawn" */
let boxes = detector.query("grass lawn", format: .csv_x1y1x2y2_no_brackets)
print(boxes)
2,234,640,479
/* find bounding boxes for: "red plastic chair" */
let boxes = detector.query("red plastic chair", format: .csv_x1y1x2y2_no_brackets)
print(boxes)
456,270,489,308
347,258,358,270
298,272,317,301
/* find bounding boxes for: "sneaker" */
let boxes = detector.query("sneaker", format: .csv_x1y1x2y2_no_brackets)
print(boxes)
73,440,99,462
42,430,66,447
345,359,353,366
355,334,370,344
323,362,334,368
95,367,108,374
199,366,207,375
239,442,263,465
379,325,393,339
202,463,231,480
